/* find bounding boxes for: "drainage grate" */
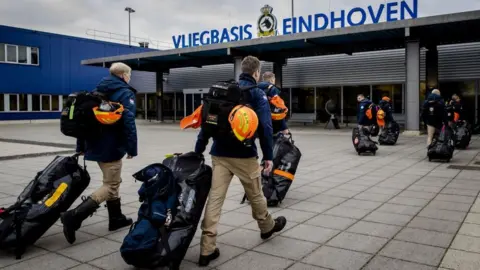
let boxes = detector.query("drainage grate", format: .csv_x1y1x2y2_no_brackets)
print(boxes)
448,165,480,171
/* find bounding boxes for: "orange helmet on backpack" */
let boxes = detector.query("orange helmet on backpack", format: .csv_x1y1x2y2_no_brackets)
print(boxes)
92,102,124,125
269,95,288,120
228,105,259,142
180,105,203,129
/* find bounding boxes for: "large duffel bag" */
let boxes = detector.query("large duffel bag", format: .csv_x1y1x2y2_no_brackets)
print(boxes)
0,155,90,259
379,121,400,146
352,127,378,155
161,152,212,268
428,125,455,162
240,133,302,207
120,152,212,270
454,121,471,149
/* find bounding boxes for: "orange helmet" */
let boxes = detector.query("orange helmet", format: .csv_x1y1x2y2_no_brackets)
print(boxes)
92,102,124,125
376,108,385,128
180,105,203,129
228,105,258,142
269,95,288,121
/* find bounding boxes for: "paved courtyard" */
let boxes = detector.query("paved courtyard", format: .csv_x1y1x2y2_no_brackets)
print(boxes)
1,122,480,270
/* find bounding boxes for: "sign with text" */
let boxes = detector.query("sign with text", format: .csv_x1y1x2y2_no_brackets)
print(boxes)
172,0,418,49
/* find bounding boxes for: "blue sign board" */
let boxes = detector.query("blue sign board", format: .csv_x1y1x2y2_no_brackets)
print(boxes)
172,0,418,49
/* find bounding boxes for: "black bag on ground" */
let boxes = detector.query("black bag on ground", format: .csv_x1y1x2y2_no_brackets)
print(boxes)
428,125,455,162
201,81,256,145
0,155,90,259
121,152,212,270
241,134,302,207
379,121,400,145
60,90,105,139
352,127,378,155
454,120,471,149
161,152,212,269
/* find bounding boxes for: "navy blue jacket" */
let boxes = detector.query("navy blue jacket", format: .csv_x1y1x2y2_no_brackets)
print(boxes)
379,100,394,123
357,98,373,125
76,75,138,163
422,93,445,129
258,81,288,134
194,73,274,161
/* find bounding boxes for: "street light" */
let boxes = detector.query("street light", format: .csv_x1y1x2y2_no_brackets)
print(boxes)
125,7,135,46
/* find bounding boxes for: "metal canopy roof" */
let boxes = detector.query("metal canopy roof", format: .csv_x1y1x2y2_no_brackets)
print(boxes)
82,10,480,72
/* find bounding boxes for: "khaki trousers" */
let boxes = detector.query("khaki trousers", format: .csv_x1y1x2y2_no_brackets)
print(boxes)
427,125,436,146
90,160,122,204
200,156,275,256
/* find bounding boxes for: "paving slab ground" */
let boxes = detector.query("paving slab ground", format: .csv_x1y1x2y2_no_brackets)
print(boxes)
1,122,480,269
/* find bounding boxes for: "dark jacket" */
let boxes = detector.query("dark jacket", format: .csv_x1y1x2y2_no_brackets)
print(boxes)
194,73,274,161
378,100,394,123
257,81,288,134
357,98,373,125
422,93,445,129
76,75,138,163
450,100,464,121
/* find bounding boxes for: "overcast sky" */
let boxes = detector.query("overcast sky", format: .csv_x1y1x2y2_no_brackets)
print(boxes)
1,0,480,49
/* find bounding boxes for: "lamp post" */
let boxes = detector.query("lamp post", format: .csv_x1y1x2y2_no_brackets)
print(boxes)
124,7,135,46
291,0,294,20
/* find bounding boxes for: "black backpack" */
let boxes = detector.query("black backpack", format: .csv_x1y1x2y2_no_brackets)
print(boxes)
201,80,256,144
60,91,106,139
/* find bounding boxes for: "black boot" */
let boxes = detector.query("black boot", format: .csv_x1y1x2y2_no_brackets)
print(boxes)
261,216,287,240
106,198,133,231
61,196,99,244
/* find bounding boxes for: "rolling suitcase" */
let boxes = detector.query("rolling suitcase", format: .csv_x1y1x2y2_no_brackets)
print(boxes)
454,121,471,149
379,121,400,146
0,155,90,259
428,125,455,162
241,133,302,207
352,127,378,155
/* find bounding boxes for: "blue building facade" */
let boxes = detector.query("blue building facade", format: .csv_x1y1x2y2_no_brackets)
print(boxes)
0,25,156,121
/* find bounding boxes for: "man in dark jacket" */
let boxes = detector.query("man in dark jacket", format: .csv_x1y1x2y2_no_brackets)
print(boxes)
450,94,464,121
61,62,138,244
379,96,394,124
422,89,445,146
357,94,373,128
195,56,286,267
258,72,289,135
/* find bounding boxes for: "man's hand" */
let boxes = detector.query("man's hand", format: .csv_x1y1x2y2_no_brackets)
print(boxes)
263,160,273,175
126,155,134,159
76,152,84,156
281,129,290,135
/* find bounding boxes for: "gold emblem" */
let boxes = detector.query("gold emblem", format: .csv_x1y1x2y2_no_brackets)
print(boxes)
257,5,277,37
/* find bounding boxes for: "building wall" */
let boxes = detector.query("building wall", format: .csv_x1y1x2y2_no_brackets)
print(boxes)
164,42,480,91
0,25,157,120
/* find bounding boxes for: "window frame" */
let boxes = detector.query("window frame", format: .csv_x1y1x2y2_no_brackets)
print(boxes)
40,94,52,111
0,43,5,62
7,94,20,112
0,43,39,66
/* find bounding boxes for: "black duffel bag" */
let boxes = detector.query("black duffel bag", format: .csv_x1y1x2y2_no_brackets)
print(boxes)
0,155,90,259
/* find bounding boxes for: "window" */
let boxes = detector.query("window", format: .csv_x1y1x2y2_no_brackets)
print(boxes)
41,95,51,111
291,88,315,114
19,94,28,111
32,95,40,111
343,85,371,117
30,47,39,65
0,94,4,111
6,45,17,63
316,87,341,122
0,44,4,62
52,96,60,111
372,84,403,114
0,44,39,65
18,46,27,64
9,94,18,111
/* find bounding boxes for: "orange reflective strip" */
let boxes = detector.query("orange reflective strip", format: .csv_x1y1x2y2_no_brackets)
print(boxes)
274,169,294,181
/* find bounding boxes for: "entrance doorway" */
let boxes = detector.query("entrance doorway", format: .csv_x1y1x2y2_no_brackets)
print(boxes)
183,88,208,117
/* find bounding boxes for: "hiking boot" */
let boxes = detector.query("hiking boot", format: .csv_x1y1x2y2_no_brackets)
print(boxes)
106,198,133,231
198,248,220,267
61,196,99,244
261,216,287,240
